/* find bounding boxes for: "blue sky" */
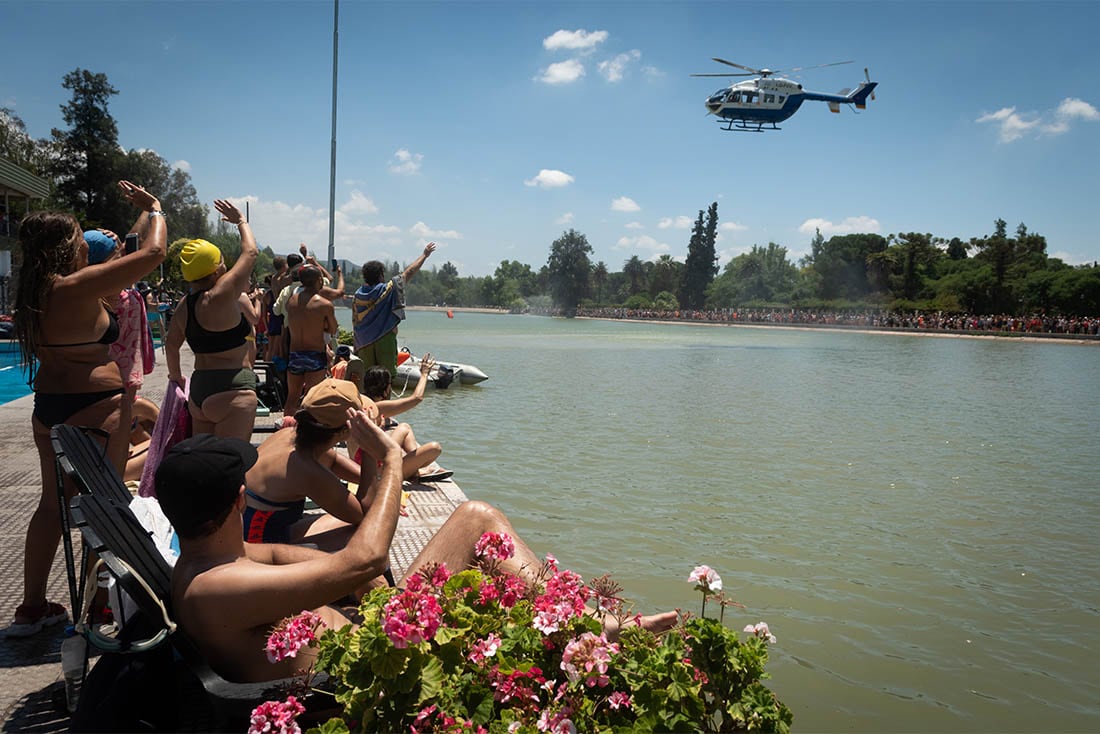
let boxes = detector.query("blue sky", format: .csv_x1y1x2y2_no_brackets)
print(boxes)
3,1,1099,276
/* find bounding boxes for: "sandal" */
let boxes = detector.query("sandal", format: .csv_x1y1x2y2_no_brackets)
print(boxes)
416,468,454,483
2,601,69,638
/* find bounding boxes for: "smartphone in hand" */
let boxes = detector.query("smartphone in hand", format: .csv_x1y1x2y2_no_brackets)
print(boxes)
124,233,139,255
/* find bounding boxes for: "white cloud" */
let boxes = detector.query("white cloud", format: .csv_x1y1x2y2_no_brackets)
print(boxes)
611,196,640,212
342,189,379,215
978,97,1098,142
1056,97,1100,121
720,221,748,232
218,192,415,265
657,215,691,229
410,221,462,240
524,169,575,188
556,212,574,225
642,66,665,81
172,159,191,172
976,107,1039,143
389,148,423,175
543,29,608,52
798,216,881,237
1050,250,1093,266
615,234,669,254
537,59,585,85
624,221,643,230
598,50,641,82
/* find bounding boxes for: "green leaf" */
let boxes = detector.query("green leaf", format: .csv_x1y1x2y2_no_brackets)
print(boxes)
370,645,409,679
434,625,469,645
306,717,350,734
416,655,445,705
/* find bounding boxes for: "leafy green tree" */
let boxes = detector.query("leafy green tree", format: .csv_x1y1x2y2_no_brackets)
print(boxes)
811,233,888,300
891,232,940,301
592,261,609,304
50,69,123,226
622,255,646,297
118,149,209,238
546,229,592,311
653,290,679,311
679,203,718,309
708,243,797,306
0,108,50,175
945,237,968,260
649,254,682,297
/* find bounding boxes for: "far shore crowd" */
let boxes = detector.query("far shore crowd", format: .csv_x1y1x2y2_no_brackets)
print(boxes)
568,307,1100,338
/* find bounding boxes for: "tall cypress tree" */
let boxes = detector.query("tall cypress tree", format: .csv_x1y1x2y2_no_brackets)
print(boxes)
679,202,719,309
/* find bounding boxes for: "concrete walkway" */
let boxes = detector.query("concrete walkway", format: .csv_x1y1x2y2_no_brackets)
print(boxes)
0,344,466,731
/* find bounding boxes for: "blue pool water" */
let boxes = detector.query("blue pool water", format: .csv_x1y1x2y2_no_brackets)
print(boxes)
0,341,31,404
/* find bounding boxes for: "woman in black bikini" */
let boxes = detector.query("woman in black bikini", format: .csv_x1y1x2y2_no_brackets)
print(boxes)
165,199,258,441
6,181,165,637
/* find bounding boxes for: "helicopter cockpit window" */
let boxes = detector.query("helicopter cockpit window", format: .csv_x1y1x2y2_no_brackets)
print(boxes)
764,94,775,104
728,92,741,103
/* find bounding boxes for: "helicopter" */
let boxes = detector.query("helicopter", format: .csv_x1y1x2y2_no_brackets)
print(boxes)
692,59,877,132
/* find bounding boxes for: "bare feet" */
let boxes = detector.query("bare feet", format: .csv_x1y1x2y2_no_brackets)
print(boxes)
602,610,679,641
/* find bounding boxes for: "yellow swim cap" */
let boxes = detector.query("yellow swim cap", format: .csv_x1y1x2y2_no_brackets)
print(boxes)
180,239,222,281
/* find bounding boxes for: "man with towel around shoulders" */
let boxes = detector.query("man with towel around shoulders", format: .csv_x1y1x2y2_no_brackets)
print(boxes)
352,242,436,377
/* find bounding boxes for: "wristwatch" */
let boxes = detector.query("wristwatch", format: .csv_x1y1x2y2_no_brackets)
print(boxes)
148,210,167,219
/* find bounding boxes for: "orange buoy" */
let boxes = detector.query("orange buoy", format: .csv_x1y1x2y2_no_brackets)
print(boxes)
447,310,454,319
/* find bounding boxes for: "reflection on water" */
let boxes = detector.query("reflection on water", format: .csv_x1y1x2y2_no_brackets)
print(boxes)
342,310,1100,732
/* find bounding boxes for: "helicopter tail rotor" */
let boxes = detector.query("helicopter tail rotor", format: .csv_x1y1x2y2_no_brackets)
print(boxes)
865,68,876,101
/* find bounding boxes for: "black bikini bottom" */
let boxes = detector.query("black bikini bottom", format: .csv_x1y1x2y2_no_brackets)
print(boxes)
33,388,125,428
189,367,258,407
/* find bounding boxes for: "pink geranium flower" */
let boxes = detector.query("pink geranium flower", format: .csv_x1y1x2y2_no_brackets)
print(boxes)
248,696,305,734
744,621,777,644
475,532,516,562
468,633,502,664
607,691,633,710
688,565,723,593
265,611,325,663
382,586,444,648
561,632,619,688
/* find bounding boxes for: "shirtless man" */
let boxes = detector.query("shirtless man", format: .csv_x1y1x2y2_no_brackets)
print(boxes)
156,415,676,684
282,266,335,416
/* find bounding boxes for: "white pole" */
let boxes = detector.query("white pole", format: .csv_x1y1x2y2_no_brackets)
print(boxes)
327,0,340,268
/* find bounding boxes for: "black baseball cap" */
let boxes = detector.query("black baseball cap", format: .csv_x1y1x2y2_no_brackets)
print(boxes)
155,434,258,538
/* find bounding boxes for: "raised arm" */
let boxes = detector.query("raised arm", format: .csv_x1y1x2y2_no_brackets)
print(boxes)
210,200,257,297
56,181,166,298
401,241,436,283
319,265,345,300
374,353,434,417
213,409,404,625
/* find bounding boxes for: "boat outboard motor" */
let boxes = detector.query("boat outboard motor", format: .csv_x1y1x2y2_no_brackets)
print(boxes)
434,365,456,389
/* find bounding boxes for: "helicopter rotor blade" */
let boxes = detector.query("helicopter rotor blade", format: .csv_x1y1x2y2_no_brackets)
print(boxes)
711,58,762,74
781,60,854,75
691,72,755,77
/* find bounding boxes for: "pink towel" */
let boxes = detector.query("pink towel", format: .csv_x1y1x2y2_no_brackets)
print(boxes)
138,380,191,498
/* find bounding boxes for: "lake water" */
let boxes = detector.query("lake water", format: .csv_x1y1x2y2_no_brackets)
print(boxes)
341,309,1100,732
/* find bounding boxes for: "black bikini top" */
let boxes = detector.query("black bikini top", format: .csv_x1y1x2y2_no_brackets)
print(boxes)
185,291,251,354
40,309,119,348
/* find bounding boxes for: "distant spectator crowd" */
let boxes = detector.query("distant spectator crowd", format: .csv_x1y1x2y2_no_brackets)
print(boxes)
571,307,1100,338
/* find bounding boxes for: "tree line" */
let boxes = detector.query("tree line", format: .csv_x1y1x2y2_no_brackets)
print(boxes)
4,69,1097,317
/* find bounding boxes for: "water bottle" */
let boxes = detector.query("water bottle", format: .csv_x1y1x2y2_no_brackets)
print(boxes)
60,626,86,714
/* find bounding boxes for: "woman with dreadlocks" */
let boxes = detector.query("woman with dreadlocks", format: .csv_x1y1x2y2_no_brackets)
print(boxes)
3,181,165,638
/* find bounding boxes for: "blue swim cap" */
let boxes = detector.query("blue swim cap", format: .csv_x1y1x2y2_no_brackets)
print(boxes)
84,230,117,264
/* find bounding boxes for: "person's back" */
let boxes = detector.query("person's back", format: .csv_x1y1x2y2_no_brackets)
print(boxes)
283,266,335,415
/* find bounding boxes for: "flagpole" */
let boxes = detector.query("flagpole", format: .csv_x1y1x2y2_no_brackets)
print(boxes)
327,0,339,268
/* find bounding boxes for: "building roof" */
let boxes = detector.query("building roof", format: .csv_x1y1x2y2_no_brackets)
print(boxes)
0,156,50,200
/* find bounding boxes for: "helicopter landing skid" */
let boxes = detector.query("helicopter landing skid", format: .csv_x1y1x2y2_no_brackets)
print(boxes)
720,120,780,132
